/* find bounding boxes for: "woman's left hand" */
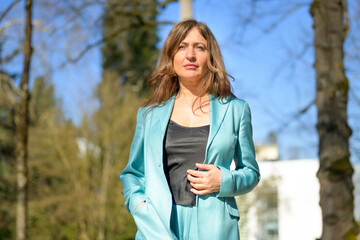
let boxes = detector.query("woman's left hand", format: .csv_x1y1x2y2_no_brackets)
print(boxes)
187,163,221,195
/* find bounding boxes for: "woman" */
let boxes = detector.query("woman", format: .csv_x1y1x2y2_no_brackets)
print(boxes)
120,19,260,240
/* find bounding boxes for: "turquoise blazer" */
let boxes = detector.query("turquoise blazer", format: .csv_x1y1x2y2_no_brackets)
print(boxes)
120,94,260,240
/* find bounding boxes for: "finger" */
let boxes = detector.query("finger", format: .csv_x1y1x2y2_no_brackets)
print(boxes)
187,173,203,183
190,188,210,196
189,181,205,190
195,163,215,171
135,201,146,211
187,169,207,178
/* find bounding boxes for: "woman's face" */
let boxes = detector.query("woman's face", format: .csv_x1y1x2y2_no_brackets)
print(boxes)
173,27,208,84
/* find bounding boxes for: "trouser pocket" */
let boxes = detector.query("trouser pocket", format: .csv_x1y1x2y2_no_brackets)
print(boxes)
133,199,174,240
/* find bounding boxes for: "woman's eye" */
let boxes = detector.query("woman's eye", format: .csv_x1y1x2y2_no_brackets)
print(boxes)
196,46,205,50
178,45,185,49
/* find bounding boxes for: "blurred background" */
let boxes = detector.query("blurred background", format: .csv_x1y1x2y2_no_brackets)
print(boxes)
0,0,359,239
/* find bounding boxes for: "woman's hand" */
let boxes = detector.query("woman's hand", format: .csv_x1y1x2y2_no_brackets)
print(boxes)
135,201,146,211
187,163,221,195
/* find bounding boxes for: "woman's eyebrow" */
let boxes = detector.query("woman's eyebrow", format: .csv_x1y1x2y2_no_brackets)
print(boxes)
179,41,207,46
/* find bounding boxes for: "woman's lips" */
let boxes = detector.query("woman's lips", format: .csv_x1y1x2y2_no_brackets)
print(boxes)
184,64,197,69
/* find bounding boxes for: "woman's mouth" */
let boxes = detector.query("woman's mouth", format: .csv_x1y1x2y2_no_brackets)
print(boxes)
184,64,197,69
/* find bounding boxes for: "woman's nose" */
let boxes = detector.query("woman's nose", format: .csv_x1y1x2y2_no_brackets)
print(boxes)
186,48,196,61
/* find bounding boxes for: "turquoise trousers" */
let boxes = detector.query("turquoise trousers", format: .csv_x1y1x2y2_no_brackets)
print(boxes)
133,201,199,240
170,204,198,240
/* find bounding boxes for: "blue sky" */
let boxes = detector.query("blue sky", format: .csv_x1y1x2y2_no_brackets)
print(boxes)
1,0,359,162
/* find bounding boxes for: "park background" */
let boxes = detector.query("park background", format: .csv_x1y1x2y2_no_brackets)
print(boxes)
0,0,359,239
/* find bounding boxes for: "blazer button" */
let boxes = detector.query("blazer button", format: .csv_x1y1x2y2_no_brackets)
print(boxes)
158,164,162,167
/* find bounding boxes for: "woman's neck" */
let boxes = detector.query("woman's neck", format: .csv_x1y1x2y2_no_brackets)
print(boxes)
177,81,203,99
176,82,209,110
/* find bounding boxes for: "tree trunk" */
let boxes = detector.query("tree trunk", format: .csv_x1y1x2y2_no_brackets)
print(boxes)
16,0,32,240
97,149,112,240
310,0,359,239
179,0,192,20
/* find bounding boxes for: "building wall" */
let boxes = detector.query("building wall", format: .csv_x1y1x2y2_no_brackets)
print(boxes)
238,159,360,240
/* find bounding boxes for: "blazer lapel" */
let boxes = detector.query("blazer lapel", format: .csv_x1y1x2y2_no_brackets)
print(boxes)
153,95,176,138
207,94,230,150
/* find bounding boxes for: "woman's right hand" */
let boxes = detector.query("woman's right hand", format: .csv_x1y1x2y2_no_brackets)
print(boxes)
135,201,146,211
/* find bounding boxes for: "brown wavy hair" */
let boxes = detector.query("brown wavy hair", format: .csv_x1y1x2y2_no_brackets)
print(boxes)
143,19,234,109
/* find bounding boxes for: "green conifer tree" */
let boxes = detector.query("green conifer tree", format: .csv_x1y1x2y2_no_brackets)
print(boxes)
101,0,159,93
0,71,17,240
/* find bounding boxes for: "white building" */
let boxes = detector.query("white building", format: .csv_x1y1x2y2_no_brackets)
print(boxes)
237,159,360,240
254,143,279,161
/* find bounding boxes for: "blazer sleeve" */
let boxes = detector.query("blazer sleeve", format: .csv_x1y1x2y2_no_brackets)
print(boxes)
120,108,147,213
217,101,260,197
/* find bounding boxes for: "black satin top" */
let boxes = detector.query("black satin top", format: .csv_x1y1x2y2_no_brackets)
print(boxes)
163,120,210,206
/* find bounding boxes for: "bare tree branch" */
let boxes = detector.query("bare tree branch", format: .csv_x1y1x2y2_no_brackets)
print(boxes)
59,20,175,68
67,0,177,10
264,3,309,33
0,48,20,64
158,0,178,8
38,0,177,68
0,71,20,103
276,98,315,133
0,0,20,23
269,40,312,85
350,89,360,106
235,1,311,40
0,19,24,33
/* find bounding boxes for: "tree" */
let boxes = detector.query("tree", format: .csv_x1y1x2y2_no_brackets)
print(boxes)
101,0,160,93
15,0,33,239
0,0,177,239
0,71,17,240
85,1,163,237
310,0,359,239
0,72,17,165
27,77,75,240
91,70,143,239
228,1,358,237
